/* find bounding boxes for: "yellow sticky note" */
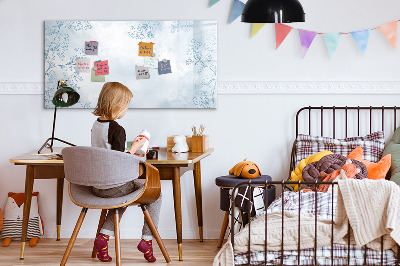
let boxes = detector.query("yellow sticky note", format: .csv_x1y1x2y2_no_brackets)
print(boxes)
138,42,154,57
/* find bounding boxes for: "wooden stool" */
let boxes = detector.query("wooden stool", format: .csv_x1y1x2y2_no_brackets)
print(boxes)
215,175,275,248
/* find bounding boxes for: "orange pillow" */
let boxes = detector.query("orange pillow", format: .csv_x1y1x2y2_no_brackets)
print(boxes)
347,146,391,180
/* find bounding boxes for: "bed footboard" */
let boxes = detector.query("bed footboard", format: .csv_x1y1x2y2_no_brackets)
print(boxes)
230,180,400,266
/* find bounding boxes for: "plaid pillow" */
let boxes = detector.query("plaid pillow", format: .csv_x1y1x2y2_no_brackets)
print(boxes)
295,131,385,166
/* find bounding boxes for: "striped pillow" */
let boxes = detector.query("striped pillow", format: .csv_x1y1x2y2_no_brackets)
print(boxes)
294,131,385,167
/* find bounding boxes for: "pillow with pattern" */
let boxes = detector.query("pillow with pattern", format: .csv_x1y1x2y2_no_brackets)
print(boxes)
294,131,385,167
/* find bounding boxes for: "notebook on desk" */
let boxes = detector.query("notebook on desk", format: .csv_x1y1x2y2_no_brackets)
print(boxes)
30,153,63,159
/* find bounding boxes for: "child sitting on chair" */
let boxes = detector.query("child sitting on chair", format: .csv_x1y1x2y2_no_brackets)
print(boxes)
91,82,162,263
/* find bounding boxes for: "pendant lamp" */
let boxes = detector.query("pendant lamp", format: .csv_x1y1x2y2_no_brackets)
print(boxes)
38,80,80,154
241,0,305,23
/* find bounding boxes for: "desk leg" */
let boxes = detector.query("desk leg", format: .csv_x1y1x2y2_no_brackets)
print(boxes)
172,167,183,261
193,161,203,242
56,178,64,241
20,165,35,259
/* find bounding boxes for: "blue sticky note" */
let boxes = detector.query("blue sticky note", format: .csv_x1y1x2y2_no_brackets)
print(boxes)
158,60,172,75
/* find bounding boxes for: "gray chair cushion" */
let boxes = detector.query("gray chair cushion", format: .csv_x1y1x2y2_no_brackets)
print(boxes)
62,146,145,188
69,180,145,208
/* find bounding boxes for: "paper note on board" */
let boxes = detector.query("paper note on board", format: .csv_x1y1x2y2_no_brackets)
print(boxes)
75,57,91,72
138,42,154,57
94,60,109,76
85,41,99,55
91,68,105,82
158,60,172,75
144,57,158,68
135,66,150,79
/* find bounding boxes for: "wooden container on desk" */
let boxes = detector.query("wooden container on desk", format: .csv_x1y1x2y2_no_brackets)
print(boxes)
167,135,192,151
191,135,209,153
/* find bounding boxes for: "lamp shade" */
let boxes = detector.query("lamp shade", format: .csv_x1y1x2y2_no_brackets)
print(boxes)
52,83,80,107
241,0,305,23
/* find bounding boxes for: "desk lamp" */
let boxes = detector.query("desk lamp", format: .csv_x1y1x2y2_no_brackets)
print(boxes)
241,0,305,23
38,80,80,154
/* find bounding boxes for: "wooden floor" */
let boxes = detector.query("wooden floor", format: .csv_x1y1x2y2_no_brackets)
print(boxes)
0,239,221,265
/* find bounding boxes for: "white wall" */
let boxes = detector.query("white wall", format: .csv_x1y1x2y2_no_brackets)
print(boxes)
1,0,400,239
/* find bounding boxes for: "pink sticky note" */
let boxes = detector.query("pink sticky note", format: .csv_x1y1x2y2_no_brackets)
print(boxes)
94,60,109,76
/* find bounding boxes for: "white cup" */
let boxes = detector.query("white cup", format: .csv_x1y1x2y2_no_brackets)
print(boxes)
135,129,150,154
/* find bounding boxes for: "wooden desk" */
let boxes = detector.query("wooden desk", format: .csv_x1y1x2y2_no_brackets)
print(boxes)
10,147,213,261
9,148,64,259
146,148,213,260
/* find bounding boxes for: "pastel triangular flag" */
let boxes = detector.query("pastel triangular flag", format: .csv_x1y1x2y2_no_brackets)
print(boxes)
298,29,317,58
229,0,245,24
209,0,220,7
275,23,293,49
351,29,370,55
323,33,341,58
378,21,398,50
251,23,266,38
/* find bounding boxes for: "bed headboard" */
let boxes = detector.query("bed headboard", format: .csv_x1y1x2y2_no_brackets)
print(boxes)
295,106,400,138
290,106,400,179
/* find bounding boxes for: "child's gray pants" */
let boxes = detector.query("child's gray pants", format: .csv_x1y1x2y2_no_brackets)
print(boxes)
92,179,162,240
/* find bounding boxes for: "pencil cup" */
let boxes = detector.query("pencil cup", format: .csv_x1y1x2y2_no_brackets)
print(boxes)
191,135,209,153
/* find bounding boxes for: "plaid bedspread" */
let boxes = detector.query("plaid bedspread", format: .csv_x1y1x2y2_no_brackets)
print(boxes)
234,244,397,265
266,190,336,219
234,191,397,265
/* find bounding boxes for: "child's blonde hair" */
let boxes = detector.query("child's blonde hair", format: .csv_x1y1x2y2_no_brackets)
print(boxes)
93,82,133,120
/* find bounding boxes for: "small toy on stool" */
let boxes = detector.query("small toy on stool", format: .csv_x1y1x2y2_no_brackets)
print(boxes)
229,159,261,179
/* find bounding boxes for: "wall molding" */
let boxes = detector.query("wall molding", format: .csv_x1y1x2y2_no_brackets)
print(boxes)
1,81,400,95
0,83,43,94
217,81,400,94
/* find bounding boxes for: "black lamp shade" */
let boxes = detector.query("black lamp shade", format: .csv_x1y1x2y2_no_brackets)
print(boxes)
241,0,305,23
52,84,80,107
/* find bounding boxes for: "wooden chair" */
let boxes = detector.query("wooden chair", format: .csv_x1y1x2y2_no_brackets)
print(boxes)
60,146,171,265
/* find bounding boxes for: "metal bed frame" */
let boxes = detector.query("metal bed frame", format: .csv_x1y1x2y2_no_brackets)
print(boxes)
230,106,400,266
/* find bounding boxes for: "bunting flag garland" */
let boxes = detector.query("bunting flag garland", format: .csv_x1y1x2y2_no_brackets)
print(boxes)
323,33,341,58
298,29,317,58
351,29,370,55
208,3,400,58
378,21,398,50
275,23,293,49
251,23,266,38
209,0,220,7
229,0,245,24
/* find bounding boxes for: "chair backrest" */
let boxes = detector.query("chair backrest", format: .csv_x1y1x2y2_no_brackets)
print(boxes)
62,146,145,187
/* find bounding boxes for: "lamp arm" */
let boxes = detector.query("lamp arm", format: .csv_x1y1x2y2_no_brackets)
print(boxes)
50,106,57,148
37,105,76,154
37,80,79,154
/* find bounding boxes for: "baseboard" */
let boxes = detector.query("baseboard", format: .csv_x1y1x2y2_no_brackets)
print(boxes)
1,81,400,95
